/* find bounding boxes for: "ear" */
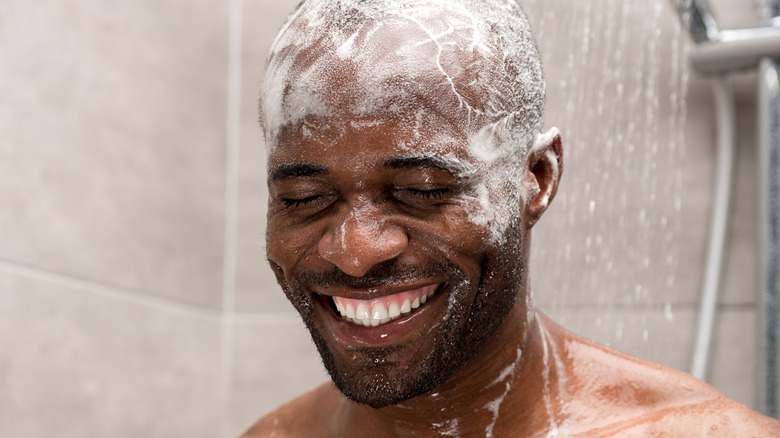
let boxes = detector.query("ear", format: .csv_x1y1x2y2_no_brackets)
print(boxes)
523,128,563,228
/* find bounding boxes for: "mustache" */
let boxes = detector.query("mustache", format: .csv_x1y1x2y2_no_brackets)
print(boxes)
295,259,462,290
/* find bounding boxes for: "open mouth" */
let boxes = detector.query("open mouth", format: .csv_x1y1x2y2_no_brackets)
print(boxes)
330,283,444,327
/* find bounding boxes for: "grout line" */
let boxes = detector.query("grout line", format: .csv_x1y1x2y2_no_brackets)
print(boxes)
220,0,243,436
0,258,220,321
232,310,304,325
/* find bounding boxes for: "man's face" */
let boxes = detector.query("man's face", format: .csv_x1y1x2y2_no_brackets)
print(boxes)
263,3,540,408
266,106,530,407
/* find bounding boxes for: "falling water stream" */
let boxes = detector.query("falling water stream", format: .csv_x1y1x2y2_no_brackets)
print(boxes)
522,0,689,360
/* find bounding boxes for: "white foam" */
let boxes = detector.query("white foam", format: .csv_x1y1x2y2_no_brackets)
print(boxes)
431,418,461,437
483,346,522,437
538,318,566,437
336,31,358,59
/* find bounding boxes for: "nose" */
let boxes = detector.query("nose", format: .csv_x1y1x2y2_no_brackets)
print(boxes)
318,204,408,277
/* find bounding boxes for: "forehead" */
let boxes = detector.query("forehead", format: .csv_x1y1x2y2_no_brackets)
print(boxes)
268,112,475,174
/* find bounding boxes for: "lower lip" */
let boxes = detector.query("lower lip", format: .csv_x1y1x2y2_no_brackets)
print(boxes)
319,285,447,347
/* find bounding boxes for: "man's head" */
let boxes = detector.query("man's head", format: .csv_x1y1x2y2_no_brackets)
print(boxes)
262,0,562,408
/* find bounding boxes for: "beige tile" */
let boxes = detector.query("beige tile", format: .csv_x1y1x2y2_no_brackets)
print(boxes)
229,315,329,436
234,0,302,313
709,308,757,408
525,0,762,311
720,73,759,306
522,0,706,308
0,0,228,308
710,0,759,28
0,269,221,438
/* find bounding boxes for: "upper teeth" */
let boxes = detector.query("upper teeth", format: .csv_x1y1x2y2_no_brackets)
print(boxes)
332,284,438,327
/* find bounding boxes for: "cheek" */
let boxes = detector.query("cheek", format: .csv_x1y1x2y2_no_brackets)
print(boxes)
454,193,508,241
409,202,492,260
458,171,526,243
266,217,321,269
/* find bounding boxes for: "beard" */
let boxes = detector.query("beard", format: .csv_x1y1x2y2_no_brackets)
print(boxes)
278,227,526,408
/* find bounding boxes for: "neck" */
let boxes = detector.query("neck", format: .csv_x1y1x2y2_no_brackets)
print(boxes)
334,300,566,437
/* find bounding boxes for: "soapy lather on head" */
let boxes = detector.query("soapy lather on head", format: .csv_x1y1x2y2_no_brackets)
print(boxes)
262,0,553,242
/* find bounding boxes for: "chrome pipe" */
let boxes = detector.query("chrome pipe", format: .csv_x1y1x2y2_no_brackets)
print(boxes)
689,26,780,75
756,57,780,419
690,77,736,381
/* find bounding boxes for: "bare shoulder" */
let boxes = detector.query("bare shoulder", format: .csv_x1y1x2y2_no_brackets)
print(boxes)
544,318,780,436
595,395,780,437
240,382,342,437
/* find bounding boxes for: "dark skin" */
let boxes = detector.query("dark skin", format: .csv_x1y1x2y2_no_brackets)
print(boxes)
246,5,780,437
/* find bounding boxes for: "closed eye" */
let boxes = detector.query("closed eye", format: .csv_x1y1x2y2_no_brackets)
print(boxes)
282,195,321,209
392,186,455,207
404,188,449,199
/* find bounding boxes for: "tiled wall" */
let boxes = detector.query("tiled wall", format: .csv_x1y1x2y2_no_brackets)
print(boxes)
1,0,228,436
0,0,768,436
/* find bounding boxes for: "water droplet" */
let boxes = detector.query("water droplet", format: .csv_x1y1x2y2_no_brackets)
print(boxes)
664,302,674,322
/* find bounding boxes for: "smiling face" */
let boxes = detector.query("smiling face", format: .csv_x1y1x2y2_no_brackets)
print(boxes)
263,0,550,408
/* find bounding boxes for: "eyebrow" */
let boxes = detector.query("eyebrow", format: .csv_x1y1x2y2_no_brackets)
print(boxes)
384,155,468,174
268,163,328,182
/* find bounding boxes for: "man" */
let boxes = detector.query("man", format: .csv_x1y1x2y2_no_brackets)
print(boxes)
245,0,780,436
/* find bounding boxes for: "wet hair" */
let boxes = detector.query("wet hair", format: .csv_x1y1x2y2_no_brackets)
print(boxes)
260,0,545,161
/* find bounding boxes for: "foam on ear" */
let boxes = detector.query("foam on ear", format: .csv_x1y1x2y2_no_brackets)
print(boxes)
517,127,560,209
532,127,561,155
